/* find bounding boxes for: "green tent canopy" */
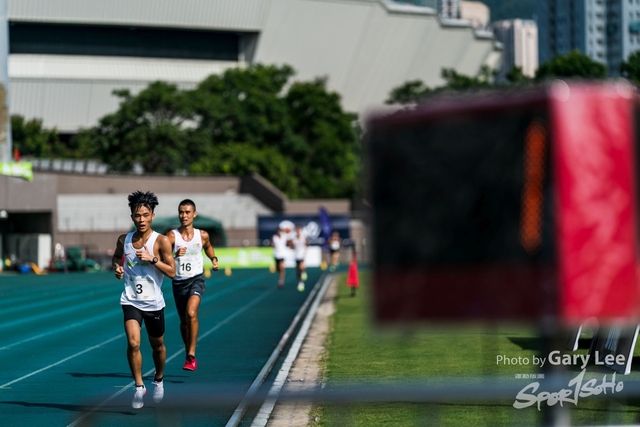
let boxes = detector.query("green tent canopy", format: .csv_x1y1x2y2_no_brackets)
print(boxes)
130,215,227,247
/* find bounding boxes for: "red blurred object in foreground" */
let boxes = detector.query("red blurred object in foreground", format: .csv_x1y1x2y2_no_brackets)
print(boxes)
367,81,640,325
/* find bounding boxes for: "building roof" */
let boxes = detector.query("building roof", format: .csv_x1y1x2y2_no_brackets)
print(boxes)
7,0,501,130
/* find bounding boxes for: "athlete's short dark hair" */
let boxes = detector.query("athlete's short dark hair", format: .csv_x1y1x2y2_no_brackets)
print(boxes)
128,191,159,213
179,199,197,211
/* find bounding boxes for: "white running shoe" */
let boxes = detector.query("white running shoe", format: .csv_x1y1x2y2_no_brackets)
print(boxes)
152,379,164,403
132,385,146,409
301,271,308,281
298,281,305,292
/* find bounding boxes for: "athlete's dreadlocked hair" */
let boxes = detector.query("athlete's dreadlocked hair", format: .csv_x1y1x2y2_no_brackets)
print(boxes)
128,191,159,213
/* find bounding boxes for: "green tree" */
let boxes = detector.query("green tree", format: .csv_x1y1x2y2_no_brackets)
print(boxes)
505,66,532,84
189,143,301,197
385,66,495,105
535,50,607,80
11,115,71,158
285,77,360,198
441,65,494,89
188,64,297,151
621,51,640,85
385,80,431,105
75,64,360,199
76,81,192,173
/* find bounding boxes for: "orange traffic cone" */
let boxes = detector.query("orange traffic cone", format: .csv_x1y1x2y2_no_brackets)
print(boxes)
346,247,359,296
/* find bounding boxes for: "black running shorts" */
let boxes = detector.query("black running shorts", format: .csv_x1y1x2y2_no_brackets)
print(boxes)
172,273,206,317
122,304,165,338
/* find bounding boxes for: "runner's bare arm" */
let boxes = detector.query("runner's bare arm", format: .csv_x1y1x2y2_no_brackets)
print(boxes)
201,230,219,271
154,235,176,279
165,230,175,251
112,234,126,280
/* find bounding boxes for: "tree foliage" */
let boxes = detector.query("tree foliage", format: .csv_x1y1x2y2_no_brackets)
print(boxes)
11,115,70,158
189,143,300,197
505,66,532,84
385,80,431,105
285,77,360,198
440,65,494,90
535,50,607,80
386,51,610,106
385,66,495,105
621,51,640,85
71,64,359,199
75,81,191,174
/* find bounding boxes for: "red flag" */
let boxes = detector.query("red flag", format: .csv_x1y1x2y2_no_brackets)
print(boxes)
347,248,359,288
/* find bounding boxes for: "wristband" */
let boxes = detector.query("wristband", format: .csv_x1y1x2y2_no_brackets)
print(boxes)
211,256,218,262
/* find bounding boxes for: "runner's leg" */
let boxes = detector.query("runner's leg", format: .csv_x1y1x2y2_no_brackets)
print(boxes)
184,294,201,356
124,319,144,386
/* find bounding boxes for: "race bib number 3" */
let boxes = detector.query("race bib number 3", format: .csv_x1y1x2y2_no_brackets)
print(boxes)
127,276,156,300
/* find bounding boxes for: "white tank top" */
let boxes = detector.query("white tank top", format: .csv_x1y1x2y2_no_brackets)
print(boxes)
272,233,288,259
120,231,166,311
172,228,204,280
293,233,307,260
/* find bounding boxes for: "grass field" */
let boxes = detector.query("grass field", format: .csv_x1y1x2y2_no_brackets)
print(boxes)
315,271,640,426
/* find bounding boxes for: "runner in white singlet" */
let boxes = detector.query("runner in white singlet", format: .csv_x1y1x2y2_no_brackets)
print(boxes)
120,231,166,310
292,224,309,291
112,191,176,410
272,227,289,288
166,199,219,371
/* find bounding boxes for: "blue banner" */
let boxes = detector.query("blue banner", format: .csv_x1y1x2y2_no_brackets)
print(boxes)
257,213,350,247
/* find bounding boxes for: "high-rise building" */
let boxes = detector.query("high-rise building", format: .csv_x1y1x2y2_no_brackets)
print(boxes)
492,19,539,81
537,0,640,75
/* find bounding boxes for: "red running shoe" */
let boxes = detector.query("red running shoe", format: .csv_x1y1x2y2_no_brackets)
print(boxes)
183,355,197,371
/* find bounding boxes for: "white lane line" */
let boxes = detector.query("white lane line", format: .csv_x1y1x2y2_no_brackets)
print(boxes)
0,293,118,332
225,274,328,427
0,335,122,389
250,275,333,427
0,272,263,350
0,313,116,350
0,274,265,385
65,288,274,427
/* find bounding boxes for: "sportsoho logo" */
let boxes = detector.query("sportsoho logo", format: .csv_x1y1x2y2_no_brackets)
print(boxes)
499,352,625,410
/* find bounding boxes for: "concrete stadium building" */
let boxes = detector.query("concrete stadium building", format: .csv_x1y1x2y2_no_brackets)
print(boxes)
7,0,502,132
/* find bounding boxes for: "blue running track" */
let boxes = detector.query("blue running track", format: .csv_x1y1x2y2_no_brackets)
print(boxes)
0,267,326,426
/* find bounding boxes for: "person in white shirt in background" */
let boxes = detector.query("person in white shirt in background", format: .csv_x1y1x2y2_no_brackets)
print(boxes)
328,230,341,272
291,224,310,292
271,227,289,288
